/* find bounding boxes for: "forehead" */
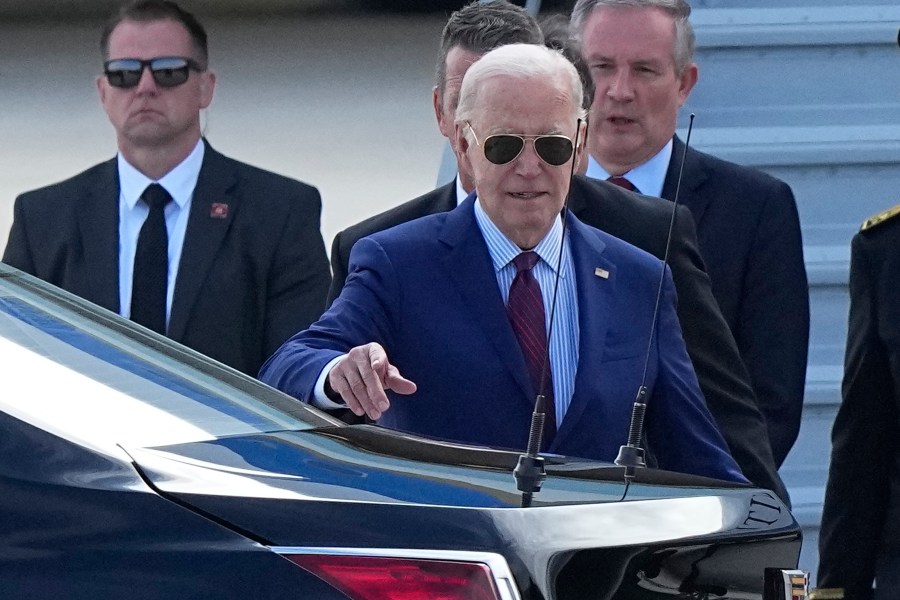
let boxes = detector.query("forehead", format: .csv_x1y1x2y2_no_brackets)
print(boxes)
443,47,483,92
581,6,676,62
107,18,195,58
471,74,575,133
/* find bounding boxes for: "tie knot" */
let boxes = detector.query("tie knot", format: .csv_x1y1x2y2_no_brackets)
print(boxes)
607,176,637,192
142,183,173,210
512,251,540,273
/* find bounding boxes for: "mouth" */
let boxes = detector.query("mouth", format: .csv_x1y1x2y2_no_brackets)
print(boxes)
607,115,636,126
509,191,545,200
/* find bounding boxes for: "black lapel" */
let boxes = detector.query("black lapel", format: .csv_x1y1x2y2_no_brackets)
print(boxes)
168,141,237,342
662,135,711,226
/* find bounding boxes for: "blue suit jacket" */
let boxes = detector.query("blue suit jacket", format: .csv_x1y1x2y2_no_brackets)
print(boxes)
261,198,745,483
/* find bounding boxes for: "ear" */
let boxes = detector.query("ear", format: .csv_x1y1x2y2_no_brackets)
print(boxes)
96,75,107,104
454,121,472,174
199,70,216,109
574,120,589,175
433,85,452,140
677,62,698,105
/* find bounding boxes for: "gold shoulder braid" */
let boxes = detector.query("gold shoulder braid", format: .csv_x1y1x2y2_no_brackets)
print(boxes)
808,588,844,599
861,203,900,232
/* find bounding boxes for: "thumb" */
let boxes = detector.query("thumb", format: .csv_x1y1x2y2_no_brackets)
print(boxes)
384,364,417,395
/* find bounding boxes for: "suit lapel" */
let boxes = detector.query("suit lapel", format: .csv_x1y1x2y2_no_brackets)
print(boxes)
662,136,710,226
552,215,617,448
168,142,237,342
77,159,120,312
438,198,534,404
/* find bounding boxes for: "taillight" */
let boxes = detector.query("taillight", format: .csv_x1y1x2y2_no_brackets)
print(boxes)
286,554,505,600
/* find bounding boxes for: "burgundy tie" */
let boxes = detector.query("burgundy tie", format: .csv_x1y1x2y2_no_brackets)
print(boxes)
507,251,556,446
607,176,638,193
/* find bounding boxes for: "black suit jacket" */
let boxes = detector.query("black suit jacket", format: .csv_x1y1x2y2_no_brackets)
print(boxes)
662,137,810,466
327,182,456,305
327,174,787,502
2,141,331,376
818,214,900,599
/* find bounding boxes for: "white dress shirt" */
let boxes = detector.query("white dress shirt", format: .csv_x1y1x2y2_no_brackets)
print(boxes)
117,139,204,326
584,139,673,199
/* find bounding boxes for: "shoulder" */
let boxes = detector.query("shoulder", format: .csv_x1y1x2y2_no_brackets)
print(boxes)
687,146,793,196
336,184,455,254
15,160,114,206
859,203,900,234
346,184,454,238
570,213,662,272
208,148,321,205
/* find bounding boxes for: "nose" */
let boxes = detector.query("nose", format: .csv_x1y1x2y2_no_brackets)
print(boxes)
134,65,159,94
607,69,634,101
513,139,544,177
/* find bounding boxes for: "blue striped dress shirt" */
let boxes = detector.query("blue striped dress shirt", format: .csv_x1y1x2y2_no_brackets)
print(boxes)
473,198,580,425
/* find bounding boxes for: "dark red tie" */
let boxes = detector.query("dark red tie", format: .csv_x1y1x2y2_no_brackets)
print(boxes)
131,183,172,335
507,251,556,446
607,176,638,193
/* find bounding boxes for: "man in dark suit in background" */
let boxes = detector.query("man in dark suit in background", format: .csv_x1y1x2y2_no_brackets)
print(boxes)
2,0,330,377
262,43,746,484
571,0,809,467
326,0,787,500
327,0,543,305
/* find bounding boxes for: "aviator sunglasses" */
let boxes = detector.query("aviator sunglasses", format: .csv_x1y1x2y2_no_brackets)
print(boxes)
103,56,203,89
466,121,575,167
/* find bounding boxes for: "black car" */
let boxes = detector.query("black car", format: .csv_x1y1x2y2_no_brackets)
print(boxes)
0,263,803,599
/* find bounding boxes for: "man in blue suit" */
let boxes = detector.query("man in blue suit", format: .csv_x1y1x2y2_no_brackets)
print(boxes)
261,43,744,483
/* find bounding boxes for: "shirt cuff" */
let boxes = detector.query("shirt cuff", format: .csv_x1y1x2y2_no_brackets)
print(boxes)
312,355,347,409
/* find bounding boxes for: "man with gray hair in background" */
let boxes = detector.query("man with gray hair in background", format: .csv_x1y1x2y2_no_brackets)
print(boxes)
571,0,810,468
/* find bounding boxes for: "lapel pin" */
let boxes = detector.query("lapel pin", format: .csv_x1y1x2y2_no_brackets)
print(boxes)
594,267,609,279
210,203,229,219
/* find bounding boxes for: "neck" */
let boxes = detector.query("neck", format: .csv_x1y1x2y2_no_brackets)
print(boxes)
119,135,201,181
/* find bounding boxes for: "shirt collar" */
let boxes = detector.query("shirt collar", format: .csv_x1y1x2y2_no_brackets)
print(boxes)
584,138,673,198
473,195,566,278
117,138,205,209
454,175,469,206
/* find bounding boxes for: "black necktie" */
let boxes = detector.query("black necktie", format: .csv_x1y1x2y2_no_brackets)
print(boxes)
607,176,639,194
507,251,556,447
131,183,172,335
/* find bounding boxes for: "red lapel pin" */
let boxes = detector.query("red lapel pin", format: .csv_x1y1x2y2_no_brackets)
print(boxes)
210,203,229,219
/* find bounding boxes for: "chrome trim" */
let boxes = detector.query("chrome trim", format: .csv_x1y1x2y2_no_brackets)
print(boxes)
271,547,522,600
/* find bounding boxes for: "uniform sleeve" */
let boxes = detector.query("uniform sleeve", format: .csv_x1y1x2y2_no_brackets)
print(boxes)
817,233,897,599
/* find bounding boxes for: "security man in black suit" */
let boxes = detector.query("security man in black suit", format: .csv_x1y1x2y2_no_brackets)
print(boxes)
2,0,330,377
327,0,787,501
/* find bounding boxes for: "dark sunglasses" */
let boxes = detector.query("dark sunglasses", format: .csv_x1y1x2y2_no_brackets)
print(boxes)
466,121,575,167
103,56,203,89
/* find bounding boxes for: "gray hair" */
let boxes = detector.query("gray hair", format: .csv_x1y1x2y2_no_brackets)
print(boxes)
435,0,543,102
570,0,695,74
455,43,587,127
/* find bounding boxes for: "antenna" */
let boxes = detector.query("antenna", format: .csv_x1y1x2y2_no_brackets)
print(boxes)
614,114,696,484
514,118,584,508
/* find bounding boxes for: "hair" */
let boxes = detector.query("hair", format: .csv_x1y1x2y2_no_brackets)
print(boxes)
435,0,543,101
100,0,209,67
455,43,587,128
539,13,595,112
569,0,695,73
